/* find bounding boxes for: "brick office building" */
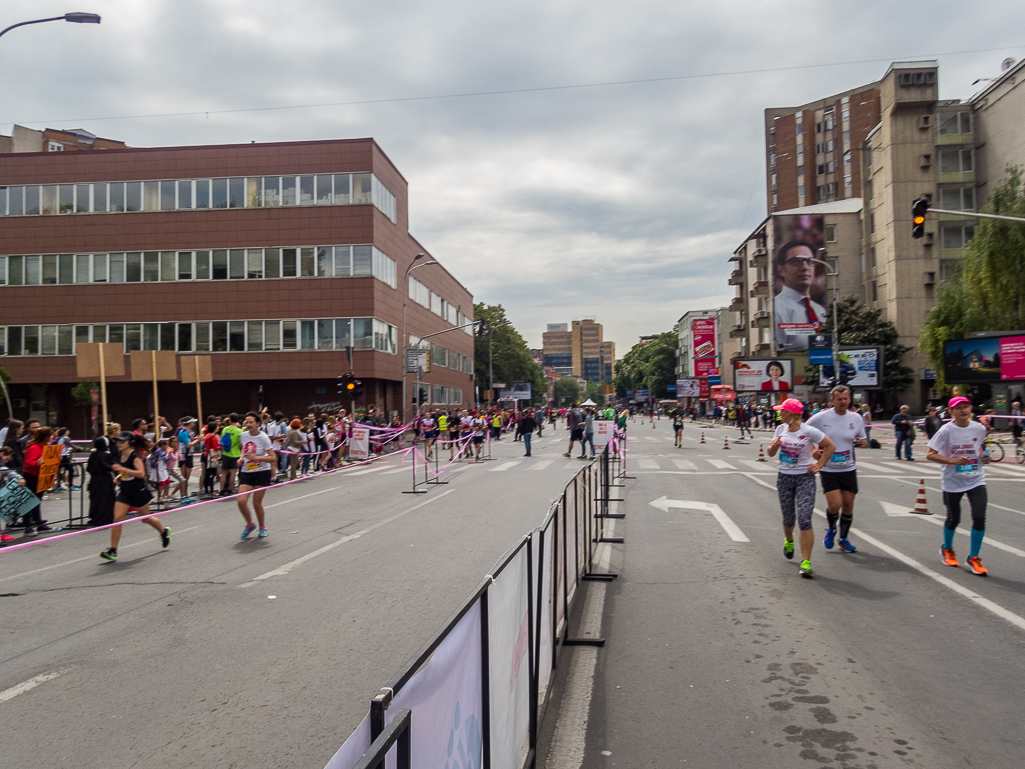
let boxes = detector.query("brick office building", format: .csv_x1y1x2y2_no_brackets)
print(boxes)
0,138,475,432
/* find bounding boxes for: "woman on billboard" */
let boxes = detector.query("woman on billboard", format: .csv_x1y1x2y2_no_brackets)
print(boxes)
760,360,791,392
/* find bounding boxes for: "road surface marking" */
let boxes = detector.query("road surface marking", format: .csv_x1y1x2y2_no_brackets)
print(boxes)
671,459,698,471
982,464,1025,477
347,465,393,477
878,501,1025,557
637,459,660,469
530,460,554,471
855,461,901,474
884,462,940,475
381,466,415,475
739,459,770,471
489,461,522,472
707,459,736,470
649,496,749,542
739,473,1025,632
240,489,455,587
0,669,69,703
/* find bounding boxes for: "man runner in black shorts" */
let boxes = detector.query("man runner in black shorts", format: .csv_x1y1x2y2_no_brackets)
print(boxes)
807,385,867,553
236,412,277,540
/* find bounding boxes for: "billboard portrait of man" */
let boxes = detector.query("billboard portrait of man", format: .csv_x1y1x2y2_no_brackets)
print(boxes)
772,214,827,352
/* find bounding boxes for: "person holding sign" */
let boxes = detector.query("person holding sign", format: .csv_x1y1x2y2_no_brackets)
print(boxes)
927,396,991,576
0,446,28,543
237,412,277,540
101,433,170,562
808,385,868,554
20,426,55,536
767,398,835,579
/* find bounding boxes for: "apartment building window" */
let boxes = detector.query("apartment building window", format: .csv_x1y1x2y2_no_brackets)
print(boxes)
871,281,878,301
772,193,777,206
865,179,873,201
940,187,975,211
843,150,852,165
770,153,776,166
939,149,973,173
797,124,803,135
842,130,850,143
938,111,971,135
798,185,804,197
870,246,877,267
842,109,850,122
797,165,804,177
869,213,875,234
771,173,776,186
817,164,825,175
845,174,853,187
825,224,837,243
941,225,976,249
797,145,804,156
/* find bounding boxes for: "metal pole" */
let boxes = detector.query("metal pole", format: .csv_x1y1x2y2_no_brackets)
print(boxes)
98,347,108,431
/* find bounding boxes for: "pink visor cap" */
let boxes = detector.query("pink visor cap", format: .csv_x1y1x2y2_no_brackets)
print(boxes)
948,396,971,409
772,398,804,414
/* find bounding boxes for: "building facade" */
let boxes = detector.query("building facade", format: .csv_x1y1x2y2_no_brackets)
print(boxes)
0,138,474,431
541,319,614,384
674,307,740,391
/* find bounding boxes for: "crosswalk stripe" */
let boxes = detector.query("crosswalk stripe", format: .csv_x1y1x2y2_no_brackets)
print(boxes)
884,461,940,475
983,463,1025,477
637,459,660,469
672,459,698,471
739,459,771,471
347,465,393,476
707,459,736,470
529,460,554,471
856,461,901,474
489,461,522,472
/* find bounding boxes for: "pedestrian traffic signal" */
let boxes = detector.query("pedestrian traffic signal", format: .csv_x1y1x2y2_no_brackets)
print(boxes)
476,319,486,336
912,198,928,239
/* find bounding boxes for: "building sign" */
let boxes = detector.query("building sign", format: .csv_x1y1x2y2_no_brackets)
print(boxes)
817,347,882,388
691,318,717,377
676,379,701,398
699,378,710,399
808,333,833,365
734,358,794,392
498,382,532,401
772,213,827,352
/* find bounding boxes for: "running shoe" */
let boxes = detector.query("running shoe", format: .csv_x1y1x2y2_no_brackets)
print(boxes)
161,526,171,548
823,527,836,549
838,538,857,553
799,560,813,578
23,526,37,537
241,522,257,539
940,548,958,567
1,533,14,543
100,548,118,562
965,556,988,576
783,540,795,560
563,453,571,458
258,527,268,538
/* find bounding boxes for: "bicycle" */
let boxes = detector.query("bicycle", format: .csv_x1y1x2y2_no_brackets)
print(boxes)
983,434,1006,463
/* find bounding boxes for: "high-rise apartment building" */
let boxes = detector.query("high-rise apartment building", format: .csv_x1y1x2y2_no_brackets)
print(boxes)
541,319,614,383
766,85,880,213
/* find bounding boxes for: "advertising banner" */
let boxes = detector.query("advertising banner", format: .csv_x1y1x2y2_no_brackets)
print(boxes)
817,347,882,388
944,334,1025,383
488,548,531,769
676,379,701,398
772,213,827,352
699,378,710,398
535,523,554,708
1001,336,1025,379
593,420,614,448
385,600,483,769
691,318,717,377
348,426,370,460
734,358,794,392
808,333,833,365
498,382,532,401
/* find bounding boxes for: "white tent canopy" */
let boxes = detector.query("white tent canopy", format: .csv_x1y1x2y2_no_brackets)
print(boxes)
580,398,597,406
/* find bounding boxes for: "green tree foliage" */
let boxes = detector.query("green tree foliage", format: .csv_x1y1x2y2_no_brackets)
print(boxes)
921,167,1025,391
0,364,10,384
553,378,580,406
614,331,677,398
71,379,97,407
584,380,606,406
810,297,914,394
473,303,545,403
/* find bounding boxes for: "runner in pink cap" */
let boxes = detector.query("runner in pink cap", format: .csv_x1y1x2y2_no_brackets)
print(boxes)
772,398,804,414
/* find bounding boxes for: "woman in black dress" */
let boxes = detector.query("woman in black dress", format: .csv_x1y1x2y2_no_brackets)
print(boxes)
87,431,117,527
100,433,170,562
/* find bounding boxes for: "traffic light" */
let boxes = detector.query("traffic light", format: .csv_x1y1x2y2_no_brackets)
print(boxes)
912,198,928,239
476,319,486,336
337,373,362,399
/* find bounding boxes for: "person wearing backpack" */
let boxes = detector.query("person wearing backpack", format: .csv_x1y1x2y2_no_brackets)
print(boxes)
219,414,243,495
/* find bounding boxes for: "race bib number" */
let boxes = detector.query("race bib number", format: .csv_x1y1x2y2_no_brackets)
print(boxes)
245,462,259,472
955,462,979,475
829,451,851,467
779,449,799,466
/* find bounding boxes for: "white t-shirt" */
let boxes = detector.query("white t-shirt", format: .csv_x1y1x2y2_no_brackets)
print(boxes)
461,416,474,435
773,423,827,476
927,420,988,493
239,430,275,473
807,408,866,473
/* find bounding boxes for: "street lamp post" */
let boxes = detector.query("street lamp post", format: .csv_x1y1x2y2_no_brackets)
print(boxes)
0,12,101,41
401,254,437,424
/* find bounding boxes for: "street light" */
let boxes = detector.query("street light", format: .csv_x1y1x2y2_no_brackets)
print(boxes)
0,12,101,41
401,254,439,423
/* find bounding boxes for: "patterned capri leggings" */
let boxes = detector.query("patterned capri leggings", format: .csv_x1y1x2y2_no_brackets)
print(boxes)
777,473,817,531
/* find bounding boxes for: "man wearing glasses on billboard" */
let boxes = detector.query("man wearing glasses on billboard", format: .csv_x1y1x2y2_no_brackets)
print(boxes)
774,241,827,351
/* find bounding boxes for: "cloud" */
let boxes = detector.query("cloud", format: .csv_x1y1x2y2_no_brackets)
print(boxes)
3,0,1023,352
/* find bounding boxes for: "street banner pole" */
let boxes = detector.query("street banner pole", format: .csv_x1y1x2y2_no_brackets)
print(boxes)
76,343,125,434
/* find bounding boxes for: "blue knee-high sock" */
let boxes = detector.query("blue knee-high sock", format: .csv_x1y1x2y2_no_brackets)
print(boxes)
970,528,985,558
943,527,956,551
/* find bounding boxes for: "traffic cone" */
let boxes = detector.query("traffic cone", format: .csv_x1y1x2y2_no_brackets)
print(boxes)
756,443,766,462
700,432,706,444
912,479,931,514
722,435,730,450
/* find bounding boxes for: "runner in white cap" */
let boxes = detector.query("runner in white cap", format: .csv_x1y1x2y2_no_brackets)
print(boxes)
767,398,835,578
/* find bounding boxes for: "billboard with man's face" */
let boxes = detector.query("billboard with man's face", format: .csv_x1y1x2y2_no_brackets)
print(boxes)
772,213,828,352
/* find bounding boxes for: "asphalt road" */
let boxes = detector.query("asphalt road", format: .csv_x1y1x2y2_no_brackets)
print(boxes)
0,430,589,769
540,419,1025,768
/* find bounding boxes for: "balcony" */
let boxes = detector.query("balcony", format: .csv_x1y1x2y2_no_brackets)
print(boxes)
750,311,770,329
749,280,769,298
729,253,743,263
730,323,746,338
729,295,745,311
754,342,772,352
748,248,768,268
728,269,744,286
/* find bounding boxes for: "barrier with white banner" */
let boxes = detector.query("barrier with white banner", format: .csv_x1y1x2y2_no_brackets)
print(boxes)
592,420,614,448
348,426,371,460
326,441,623,769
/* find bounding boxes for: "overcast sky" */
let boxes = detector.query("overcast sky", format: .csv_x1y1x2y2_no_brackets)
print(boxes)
3,1,1022,353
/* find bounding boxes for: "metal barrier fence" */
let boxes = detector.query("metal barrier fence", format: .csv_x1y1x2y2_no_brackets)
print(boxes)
326,438,627,769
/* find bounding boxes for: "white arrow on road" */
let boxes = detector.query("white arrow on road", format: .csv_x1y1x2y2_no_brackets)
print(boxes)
880,500,922,517
649,496,750,542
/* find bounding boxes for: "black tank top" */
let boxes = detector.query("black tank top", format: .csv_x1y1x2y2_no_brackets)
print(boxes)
117,451,147,493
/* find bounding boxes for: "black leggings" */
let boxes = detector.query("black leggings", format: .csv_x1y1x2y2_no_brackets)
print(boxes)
943,485,987,532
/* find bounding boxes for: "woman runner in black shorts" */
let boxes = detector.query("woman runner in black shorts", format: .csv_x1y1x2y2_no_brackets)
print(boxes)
101,433,170,562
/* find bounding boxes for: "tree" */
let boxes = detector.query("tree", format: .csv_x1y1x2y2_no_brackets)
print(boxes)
921,167,1025,392
473,303,545,404
807,297,913,395
584,380,606,406
71,379,97,438
614,331,677,398
553,378,580,406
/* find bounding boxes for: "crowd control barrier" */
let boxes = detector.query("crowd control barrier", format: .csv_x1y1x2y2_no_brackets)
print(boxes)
325,438,627,769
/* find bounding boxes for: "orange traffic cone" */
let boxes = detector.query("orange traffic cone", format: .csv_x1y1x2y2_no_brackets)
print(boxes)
912,479,931,514
756,443,766,462
722,435,730,450
700,432,706,444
